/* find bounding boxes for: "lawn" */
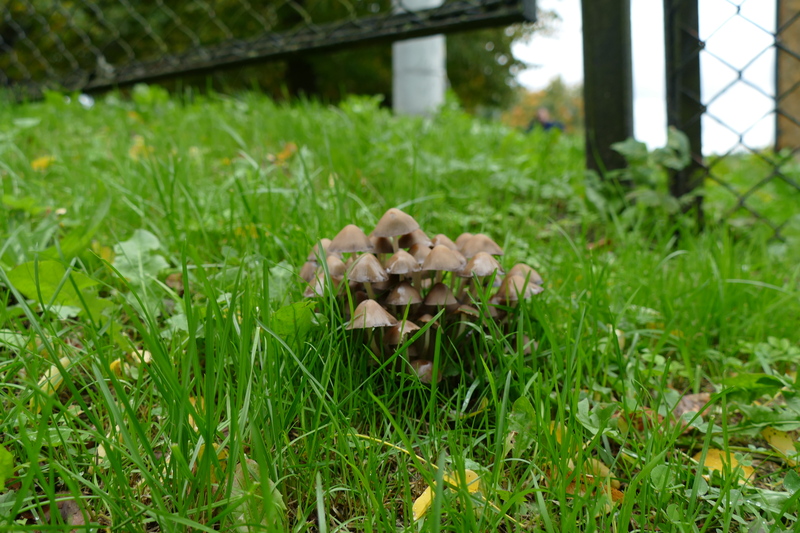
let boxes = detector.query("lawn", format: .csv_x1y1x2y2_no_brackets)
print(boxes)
0,88,799,532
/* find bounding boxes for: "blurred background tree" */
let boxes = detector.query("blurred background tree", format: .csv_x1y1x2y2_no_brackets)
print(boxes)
502,76,584,133
1,0,559,113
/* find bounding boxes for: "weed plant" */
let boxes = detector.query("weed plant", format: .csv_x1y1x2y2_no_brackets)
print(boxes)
0,88,798,531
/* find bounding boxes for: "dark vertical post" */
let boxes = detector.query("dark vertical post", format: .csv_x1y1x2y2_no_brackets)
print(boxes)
664,0,704,216
580,0,633,175
776,0,800,152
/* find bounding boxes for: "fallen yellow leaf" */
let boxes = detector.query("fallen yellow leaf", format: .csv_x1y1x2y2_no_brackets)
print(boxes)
109,359,123,376
31,356,71,413
412,485,433,520
584,458,620,489
412,469,481,521
31,155,55,171
693,448,754,482
762,427,799,467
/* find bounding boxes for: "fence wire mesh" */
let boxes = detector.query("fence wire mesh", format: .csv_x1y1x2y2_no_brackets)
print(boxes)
666,0,800,240
1,0,534,94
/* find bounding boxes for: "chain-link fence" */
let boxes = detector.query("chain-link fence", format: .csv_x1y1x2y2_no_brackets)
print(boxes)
1,0,535,95
665,0,800,240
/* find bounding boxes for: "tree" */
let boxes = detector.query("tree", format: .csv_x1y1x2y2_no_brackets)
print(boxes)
1,0,553,112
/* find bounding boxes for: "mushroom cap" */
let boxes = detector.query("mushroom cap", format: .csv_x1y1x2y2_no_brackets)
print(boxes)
507,263,543,286
408,359,441,384
493,275,543,303
384,250,420,275
370,235,395,255
304,271,330,298
385,320,421,345
455,232,474,251
373,208,420,238
346,299,398,330
398,229,432,249
324,255,347,280
299,261,317,283
329,224,373,254
460,233,503,258
431,234,458,250
422,245,467,272
458,252,504,278
408,243,432,265
385,281,423,306
425,283,458,306
453,304,480,318
307,238,332,262
348,253,389,283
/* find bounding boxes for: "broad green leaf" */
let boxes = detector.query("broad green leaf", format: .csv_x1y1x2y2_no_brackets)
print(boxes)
0,446,12,486
650,464,672,491
113,229,169,284
505,396,536,456
270,300,316,346
611,137,648,165
268,261,293,305
719,374,787,404
7,260,97,308
785,470,800,494
231,458,285,532
0,330,27,351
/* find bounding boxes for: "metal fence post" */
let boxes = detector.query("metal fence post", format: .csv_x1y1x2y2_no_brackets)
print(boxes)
580,0,633,176
776,0,800,152
664,0,704,217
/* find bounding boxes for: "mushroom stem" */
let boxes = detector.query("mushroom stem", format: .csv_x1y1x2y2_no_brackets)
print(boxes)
412,271,423,293
364,282,376,300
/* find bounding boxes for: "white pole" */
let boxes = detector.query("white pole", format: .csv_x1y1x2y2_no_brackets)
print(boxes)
392,0,446,116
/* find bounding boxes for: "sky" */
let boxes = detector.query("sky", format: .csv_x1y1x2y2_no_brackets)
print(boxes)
512,0,777,154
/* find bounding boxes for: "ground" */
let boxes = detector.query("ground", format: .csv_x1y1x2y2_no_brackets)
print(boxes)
0,88,798,532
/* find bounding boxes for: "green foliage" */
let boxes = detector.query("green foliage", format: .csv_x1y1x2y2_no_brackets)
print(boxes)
0,92,798,532
2,1,540,110
0,447,12,487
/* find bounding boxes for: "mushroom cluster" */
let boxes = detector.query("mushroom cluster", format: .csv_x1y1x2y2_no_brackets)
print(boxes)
299,208,543,383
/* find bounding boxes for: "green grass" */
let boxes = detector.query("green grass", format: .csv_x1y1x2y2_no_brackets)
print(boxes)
0,89,799,532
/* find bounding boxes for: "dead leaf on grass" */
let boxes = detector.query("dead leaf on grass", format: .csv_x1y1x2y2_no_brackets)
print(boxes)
412,469,481,521
673,393,712,433
693,448,754,483
761,427,799,467
17,494,88,532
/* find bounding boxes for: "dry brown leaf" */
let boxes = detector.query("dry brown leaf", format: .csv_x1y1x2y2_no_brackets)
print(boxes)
693,448,754,482
17,495,88,532
565,475,624,514
674,393,712,419
584,458,621,489
615,407,663,433
761,427,799,466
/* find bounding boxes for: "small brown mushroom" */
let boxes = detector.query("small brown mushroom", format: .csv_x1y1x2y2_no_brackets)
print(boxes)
385,281,423,307
299,261,317,283
492,275,543,305
370,235,395,256
346,299,398,330
384,250,421,276
372,208,420,238
329,224,373,254
307,238,332,262
460,233,503,258
425,282,458,307
431,234,458,250
385,320,421,346
407,359,441,384
398,229,433,250
422,245,467,285
455,232,474,251
348,253,389,299
507,263,543,286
